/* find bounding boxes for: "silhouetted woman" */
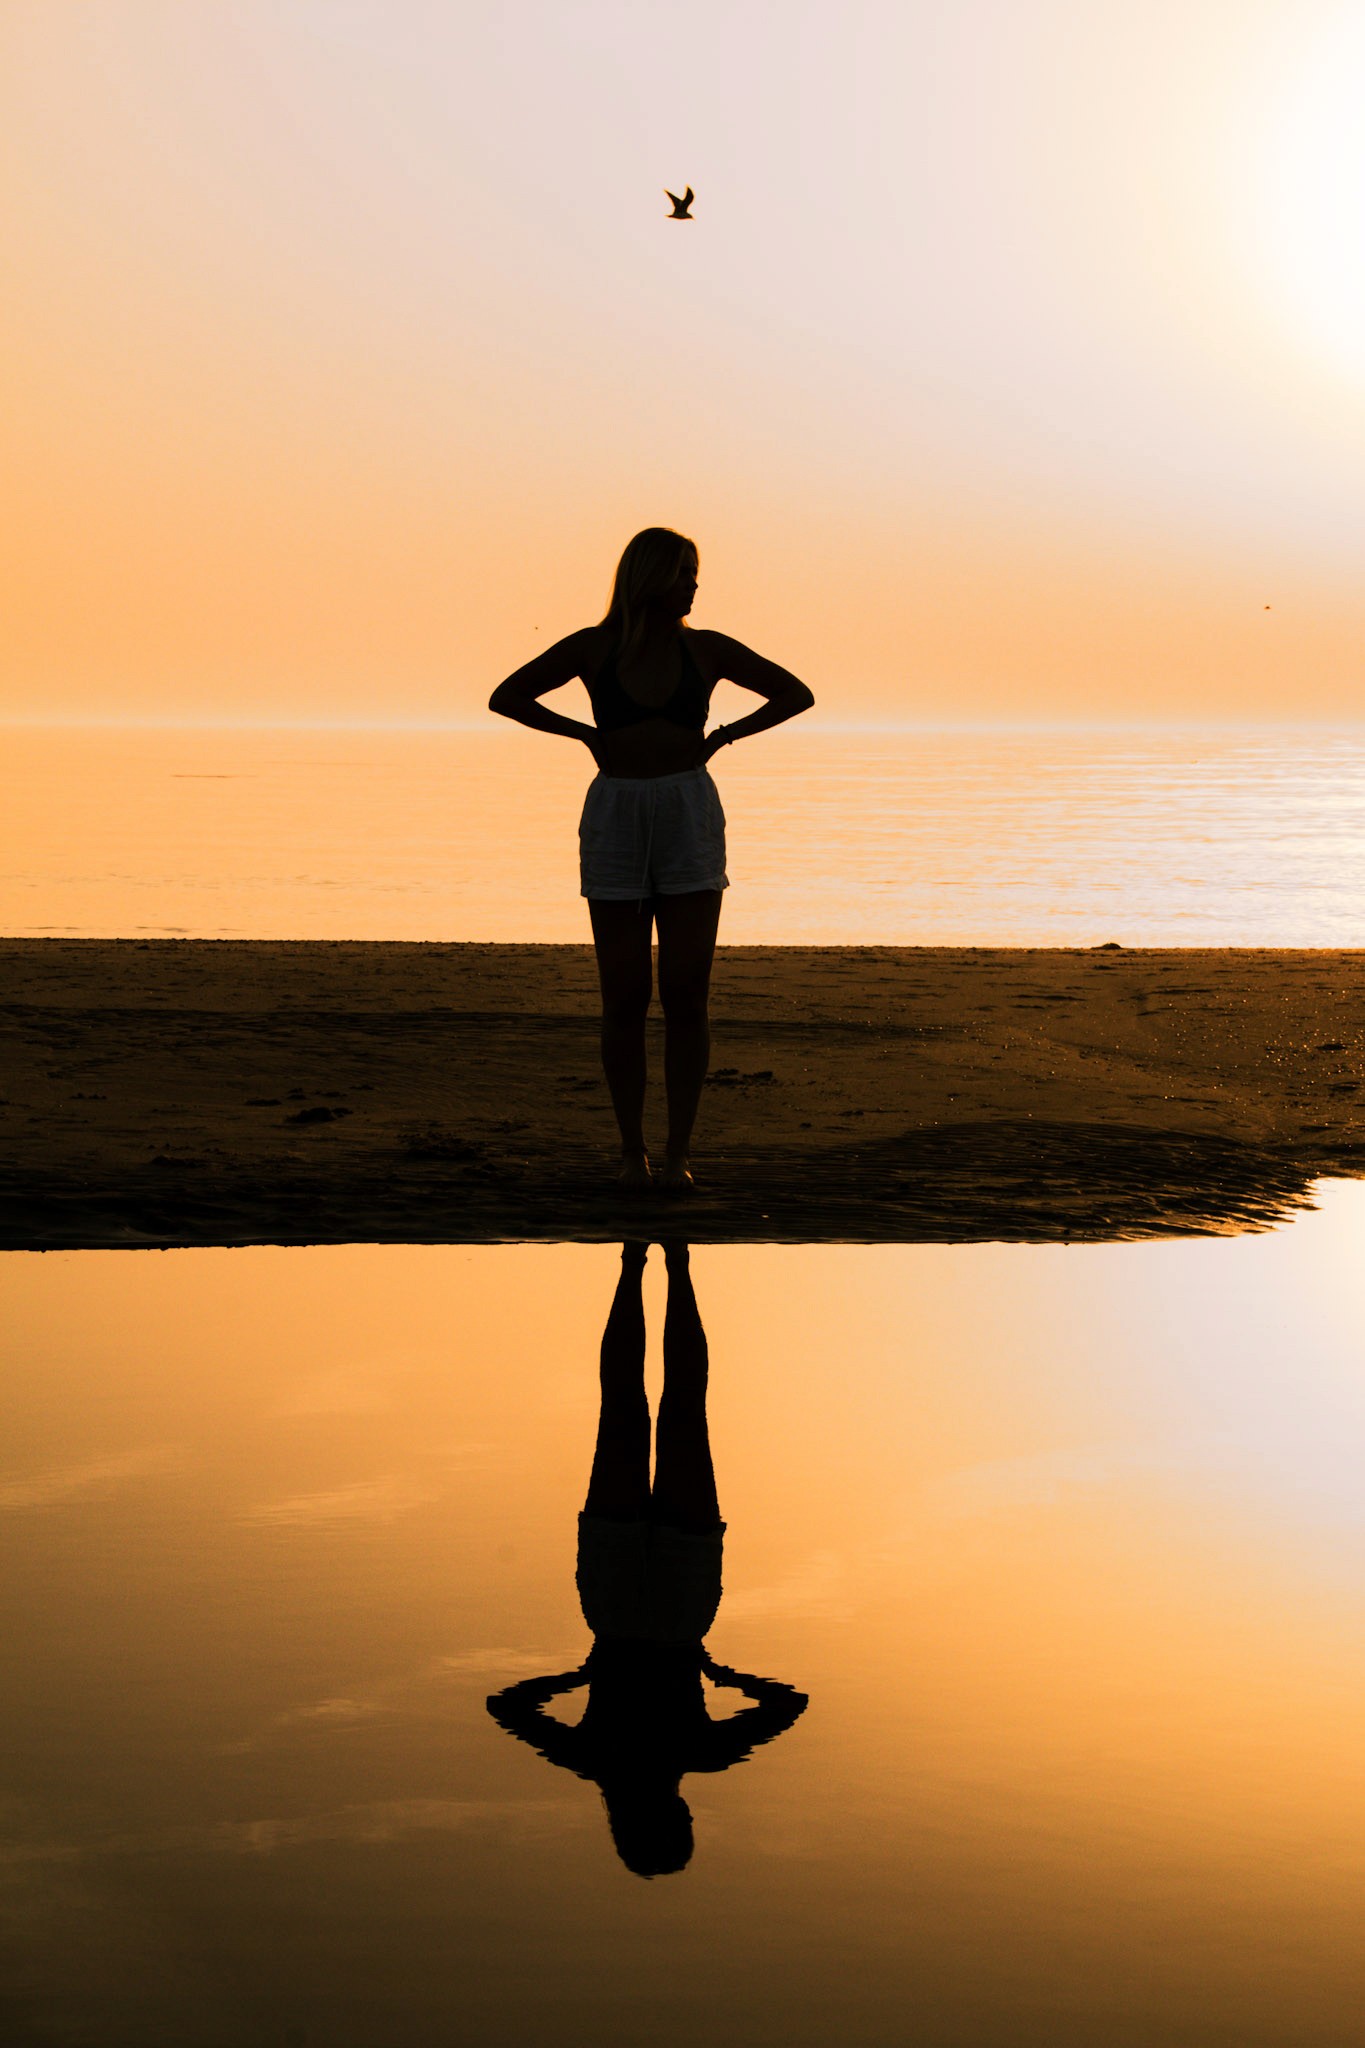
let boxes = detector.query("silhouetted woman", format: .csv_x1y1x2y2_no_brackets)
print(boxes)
486,1242,807,1878
489,529,814,1190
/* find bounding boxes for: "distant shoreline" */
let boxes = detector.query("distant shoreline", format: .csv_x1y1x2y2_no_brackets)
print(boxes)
3,939,1363,1249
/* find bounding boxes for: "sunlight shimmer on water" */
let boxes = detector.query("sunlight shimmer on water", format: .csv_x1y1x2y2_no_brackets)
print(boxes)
4,1190,1365,2044
6,722,1365,943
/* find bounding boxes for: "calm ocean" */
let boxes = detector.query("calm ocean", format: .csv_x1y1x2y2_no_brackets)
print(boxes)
5,722,1365,945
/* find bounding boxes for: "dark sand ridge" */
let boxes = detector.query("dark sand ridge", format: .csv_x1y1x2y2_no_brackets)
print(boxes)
2,940,1363,1248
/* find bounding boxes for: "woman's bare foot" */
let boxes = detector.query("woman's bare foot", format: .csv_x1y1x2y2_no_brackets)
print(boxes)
657,1155,694,1196
616,1151,653,1191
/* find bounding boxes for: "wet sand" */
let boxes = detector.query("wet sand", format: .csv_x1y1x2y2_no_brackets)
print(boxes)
2,940,1363,1247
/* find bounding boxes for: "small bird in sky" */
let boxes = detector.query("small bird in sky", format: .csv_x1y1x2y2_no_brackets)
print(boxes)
665,185,695,219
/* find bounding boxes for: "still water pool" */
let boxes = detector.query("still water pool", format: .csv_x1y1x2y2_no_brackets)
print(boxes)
5,1190,1365,2046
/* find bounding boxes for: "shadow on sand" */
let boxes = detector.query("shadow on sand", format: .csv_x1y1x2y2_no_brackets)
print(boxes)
7,1116,1349,1247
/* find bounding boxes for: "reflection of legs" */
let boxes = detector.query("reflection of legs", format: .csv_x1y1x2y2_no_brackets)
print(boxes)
584,1244,652,1520
651,1245,720,1532
654,890,722,1181
588,901,655,1179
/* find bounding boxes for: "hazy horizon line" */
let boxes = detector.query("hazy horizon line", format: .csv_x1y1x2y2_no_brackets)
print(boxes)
7,715,1365,736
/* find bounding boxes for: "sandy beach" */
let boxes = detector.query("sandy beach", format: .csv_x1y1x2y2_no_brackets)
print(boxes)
2,939,1363,1247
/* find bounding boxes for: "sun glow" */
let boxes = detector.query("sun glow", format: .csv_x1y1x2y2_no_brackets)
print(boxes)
1266,11,1365,379
7,3,1365,722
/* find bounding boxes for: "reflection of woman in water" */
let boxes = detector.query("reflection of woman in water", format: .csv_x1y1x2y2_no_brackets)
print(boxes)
488,529,814,1191
486,1242,807,1878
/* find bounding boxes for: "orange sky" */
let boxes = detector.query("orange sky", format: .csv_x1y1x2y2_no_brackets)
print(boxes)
4,0,1365,725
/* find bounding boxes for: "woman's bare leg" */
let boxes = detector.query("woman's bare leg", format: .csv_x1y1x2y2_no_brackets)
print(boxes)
653,890,722,1188
651,1244,720,1531
588,899,655,1180
583,1243,652,1520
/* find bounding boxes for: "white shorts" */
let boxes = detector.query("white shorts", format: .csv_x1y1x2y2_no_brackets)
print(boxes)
579,767,728,902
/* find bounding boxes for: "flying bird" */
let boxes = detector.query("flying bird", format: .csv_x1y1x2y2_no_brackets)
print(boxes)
665,186,695,219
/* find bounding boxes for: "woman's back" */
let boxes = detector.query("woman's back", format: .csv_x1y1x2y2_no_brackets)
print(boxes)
584,625,715,779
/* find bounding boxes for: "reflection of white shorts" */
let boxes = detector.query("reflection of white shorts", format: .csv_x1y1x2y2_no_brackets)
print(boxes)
576,1513,726,1645
579,768,728,902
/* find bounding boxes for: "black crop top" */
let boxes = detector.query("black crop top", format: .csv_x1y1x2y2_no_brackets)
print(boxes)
587,634,710,733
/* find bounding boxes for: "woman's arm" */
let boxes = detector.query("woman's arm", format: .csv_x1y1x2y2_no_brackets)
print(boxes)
701,1653,808,1706
485,1667,591,1775
698,632,815,760
692,1656,809,1769
488,629,602,754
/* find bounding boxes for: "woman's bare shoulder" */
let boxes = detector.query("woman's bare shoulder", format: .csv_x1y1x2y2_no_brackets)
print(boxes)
685,626,730,683
575,622,614,678
534,622,610,682
690,629,813,699
688,629,768,680
491,623,609,702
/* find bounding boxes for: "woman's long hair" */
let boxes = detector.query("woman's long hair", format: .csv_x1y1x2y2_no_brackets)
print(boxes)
602,527,697,670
